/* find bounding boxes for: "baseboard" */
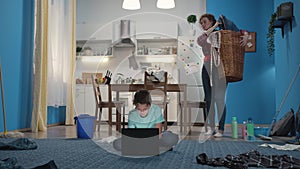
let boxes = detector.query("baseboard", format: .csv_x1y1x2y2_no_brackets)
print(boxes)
0,122,66,133
224,124,270,127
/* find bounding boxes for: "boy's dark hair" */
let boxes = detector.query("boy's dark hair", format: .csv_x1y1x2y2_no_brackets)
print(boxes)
133,89,152,105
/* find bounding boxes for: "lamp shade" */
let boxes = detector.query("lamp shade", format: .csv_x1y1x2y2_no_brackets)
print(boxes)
122,0,141,10
156,0,175,9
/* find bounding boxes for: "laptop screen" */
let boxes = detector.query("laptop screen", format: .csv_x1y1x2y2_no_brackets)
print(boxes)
121,128,159,157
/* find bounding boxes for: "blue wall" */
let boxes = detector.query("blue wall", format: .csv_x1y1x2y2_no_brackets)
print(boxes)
207,0,276,124
0,0,34,131
274,0,300,118
47,106,66,125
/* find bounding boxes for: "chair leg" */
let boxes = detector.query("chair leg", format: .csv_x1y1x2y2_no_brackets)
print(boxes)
98,108,103,132
122,105,125,129
164,104,168,130
188,106,192,135
95,107,99,131
116,105,121,132
178,102,183,133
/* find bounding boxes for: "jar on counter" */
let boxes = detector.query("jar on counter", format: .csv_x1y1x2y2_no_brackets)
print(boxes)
143,45,148,55
138,47,144,55
172,46,177,54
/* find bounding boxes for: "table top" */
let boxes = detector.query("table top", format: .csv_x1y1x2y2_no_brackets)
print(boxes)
109,83,187,92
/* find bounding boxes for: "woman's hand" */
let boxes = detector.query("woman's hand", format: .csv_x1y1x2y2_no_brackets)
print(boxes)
240,31,249,47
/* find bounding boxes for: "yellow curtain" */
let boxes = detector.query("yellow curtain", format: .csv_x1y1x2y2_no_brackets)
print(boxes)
32,0,76,129
31,0,48,132
65,0,76,125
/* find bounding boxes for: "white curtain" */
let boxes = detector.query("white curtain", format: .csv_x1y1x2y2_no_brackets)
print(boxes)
47,0,73,107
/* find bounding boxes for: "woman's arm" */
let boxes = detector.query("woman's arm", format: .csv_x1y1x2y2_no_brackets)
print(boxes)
198,22,221,46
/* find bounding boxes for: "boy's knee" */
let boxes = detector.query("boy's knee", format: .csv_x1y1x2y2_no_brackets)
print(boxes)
113,138,122,151
160,131,179,147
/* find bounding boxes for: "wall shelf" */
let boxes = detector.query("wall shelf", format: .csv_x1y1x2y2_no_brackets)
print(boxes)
272,16,293,38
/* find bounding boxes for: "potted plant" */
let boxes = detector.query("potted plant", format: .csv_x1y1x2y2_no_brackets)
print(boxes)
267,13,277,57
76,46,82,54
187,14,197,36
187,14,197,24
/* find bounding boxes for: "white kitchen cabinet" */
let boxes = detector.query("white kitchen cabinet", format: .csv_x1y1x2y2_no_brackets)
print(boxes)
135,38,178,64
84,86,96,116
76,23,112,41
136,22,178,39
76,23,113,57
77,40,113,57
75,85,85,115
74,84,95,117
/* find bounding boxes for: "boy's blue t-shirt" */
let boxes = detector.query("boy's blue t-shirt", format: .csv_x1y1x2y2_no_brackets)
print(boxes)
128,104,164,128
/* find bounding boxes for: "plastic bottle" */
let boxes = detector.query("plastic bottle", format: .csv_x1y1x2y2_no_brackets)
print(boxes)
231,117,238,139
246,118,255,137
242,121,247,139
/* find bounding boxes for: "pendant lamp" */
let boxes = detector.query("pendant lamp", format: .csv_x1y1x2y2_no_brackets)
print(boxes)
122,0,141,10
156,0,175,9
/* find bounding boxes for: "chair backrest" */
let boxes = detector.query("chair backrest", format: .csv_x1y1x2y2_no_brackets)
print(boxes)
91,75,102,104
144,71,168,106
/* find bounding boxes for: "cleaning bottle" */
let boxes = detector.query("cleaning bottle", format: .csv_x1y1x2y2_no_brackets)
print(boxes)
242,121,247,139
246,118,255,137
231,117,238,139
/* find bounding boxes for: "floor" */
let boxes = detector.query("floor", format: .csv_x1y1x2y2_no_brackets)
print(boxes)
20,124,295,143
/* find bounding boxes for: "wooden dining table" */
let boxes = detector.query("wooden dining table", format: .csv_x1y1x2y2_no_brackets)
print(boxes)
107,83,188,135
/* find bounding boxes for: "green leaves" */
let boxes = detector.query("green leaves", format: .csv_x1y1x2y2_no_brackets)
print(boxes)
187,14,197,23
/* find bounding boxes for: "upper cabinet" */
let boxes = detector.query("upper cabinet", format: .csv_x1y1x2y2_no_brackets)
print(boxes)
134,21,178,63
76,39,113,57
76,23,113,56
76,21,179,58
136,22,178,40
76,23,113,41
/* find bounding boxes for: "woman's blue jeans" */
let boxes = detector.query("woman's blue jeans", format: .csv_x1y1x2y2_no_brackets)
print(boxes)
202,65,227,131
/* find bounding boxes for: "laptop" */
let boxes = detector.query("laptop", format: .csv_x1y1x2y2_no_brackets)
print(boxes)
121,128,159,157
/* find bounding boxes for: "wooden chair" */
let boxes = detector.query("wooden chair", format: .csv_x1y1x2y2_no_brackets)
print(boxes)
91,75,125,132
144,71,169,130
180,100,207,134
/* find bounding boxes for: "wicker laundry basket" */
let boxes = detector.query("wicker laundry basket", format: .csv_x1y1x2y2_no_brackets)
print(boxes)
219,30,245,82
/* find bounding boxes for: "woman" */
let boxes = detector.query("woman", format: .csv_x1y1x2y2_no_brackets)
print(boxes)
197,14,248,137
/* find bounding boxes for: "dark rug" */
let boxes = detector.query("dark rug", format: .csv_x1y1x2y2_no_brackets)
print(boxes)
0,138,300,169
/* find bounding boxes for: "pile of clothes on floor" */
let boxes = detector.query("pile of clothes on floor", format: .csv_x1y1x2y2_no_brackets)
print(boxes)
0,138,58,169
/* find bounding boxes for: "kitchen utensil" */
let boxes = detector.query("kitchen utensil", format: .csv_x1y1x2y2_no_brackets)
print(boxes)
105,70,112,84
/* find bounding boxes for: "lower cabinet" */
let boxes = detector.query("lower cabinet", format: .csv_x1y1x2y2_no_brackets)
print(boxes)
75,85,95,117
